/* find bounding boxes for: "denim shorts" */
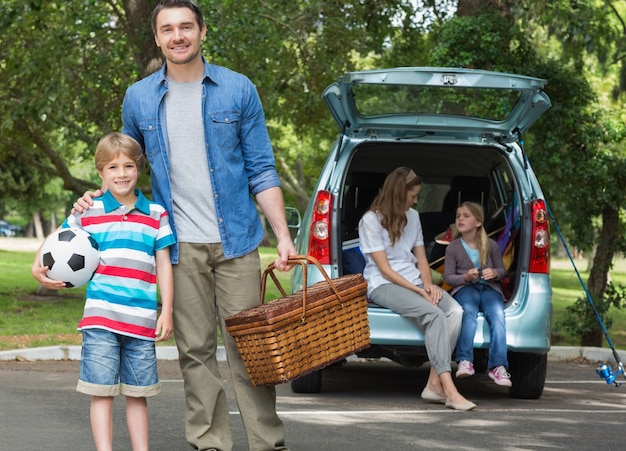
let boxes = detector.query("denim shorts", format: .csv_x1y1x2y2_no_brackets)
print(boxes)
76,328,161,398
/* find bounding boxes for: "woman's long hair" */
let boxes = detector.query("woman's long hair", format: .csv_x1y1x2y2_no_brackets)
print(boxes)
458,201,489,267
369,167,422,245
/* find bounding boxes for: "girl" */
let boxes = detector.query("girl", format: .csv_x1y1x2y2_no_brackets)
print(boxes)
358,167,476,411
444,201,511,387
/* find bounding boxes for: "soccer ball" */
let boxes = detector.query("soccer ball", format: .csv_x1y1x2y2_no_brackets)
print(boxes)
40,228,100,288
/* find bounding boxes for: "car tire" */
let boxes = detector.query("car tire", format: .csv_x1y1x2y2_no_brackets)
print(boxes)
508,352,547,399
290,369,323,393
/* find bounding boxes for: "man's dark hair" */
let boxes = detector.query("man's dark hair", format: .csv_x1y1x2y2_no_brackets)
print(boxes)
151,0,205,34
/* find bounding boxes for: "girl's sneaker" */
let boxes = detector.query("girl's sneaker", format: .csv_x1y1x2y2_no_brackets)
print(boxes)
456,360,475,378
489,366,512,387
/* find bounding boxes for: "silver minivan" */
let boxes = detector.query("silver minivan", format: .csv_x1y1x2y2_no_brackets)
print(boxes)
290,67,552,399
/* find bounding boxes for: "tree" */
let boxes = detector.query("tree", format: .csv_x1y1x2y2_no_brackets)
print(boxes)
1,0,412,216
515,0,626,346
424,2,626,347
0,0,160,237
200,0,411,210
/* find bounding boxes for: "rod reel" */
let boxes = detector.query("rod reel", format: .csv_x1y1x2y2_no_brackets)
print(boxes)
596,363,625,386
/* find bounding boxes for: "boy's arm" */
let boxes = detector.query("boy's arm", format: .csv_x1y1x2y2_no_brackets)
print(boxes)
154,247,174,342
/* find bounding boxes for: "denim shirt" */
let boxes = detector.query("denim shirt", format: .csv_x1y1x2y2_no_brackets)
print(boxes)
122,60,280,263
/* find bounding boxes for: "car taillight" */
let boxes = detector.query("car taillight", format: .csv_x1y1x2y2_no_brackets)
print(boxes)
529,199,550,274
307,190,332,264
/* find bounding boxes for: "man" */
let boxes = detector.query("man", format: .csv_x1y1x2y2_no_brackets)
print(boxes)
80,1,294,449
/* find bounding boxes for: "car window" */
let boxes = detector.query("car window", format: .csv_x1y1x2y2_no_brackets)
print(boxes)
352,84,522,122
417,183,448,213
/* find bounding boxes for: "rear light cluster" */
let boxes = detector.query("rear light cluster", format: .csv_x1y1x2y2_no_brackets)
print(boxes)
529,199,550,274
307,190,333,264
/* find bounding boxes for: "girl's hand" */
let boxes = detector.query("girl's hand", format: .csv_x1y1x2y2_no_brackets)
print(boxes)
465,268,480,283
481,267,497,280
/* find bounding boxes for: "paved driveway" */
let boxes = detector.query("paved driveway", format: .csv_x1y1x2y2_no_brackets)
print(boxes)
2,357,626,450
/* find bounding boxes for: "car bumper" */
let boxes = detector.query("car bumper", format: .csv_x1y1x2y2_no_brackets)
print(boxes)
293,265,552,354
368,272,552,353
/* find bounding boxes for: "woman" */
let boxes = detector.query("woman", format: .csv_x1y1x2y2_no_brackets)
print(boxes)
358,167,476,411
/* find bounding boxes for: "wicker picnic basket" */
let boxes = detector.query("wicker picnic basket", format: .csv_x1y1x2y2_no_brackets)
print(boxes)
225,255,370,386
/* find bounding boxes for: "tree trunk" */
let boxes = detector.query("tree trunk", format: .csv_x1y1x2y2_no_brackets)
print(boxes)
32,210,44,240
121,0,163,77
581,207,620,347
49,210,57,235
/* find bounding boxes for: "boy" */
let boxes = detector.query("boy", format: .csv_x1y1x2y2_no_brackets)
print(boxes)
32,132,175,451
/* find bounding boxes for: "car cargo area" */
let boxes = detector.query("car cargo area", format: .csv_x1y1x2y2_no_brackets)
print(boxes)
339,141,521,301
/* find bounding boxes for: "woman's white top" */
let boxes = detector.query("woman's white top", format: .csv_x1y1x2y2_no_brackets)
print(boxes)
358,209,424,297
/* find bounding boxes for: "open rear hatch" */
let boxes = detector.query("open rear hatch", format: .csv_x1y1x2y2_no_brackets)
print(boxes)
323,67,551,144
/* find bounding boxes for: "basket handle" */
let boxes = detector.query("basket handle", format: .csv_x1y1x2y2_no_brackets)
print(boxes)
260,255,346,322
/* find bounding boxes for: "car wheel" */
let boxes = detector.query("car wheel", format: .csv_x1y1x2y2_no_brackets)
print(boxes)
290,369,323,393
508,352,547,399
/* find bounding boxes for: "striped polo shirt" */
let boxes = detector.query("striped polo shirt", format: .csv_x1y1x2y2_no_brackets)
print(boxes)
63,189,175,341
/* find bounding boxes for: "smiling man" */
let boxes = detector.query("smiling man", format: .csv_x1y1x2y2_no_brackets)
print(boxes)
117,1,295,450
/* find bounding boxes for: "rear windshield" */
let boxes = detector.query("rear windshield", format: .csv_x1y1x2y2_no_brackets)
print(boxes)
352,84,522,122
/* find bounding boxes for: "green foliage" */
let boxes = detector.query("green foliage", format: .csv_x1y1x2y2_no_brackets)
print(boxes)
1,0,625,280
200,0,411,203
429,11,536,72
427,5,626,346
557,283,626,346
0,0,139,214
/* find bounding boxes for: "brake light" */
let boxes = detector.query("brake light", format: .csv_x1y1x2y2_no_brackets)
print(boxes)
307,190,333,264
529,199,550,274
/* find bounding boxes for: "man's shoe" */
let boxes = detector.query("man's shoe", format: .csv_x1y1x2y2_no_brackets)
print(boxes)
488,365,512,387
456,360,475,378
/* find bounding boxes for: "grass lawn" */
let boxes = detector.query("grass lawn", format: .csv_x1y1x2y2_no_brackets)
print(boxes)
2,245,626,351
0,247,291,351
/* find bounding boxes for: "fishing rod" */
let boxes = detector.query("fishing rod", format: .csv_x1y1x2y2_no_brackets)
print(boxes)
516,130,625,386
545,200,625,386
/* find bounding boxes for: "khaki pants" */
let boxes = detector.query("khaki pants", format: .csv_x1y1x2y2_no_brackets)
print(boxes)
173,243,287,451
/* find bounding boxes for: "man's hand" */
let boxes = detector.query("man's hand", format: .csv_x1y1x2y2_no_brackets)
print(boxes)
72,189,102,214
273,238,297,272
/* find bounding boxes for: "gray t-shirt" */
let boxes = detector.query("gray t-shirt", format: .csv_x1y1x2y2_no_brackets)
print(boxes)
165,78,220,243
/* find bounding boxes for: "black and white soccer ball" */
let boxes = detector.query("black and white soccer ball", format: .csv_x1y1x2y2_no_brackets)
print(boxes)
40,228,100,288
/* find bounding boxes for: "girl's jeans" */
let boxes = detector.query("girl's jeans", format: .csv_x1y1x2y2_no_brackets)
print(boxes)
454,283,509,369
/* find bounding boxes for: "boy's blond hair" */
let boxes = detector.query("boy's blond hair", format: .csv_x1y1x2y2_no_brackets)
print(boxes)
95,133,146,172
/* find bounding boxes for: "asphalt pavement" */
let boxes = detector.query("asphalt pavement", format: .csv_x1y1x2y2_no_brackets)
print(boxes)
3,239,625,449
2,346,626,450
